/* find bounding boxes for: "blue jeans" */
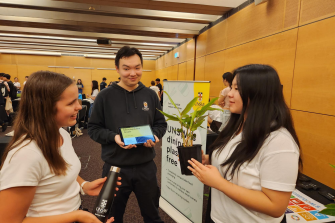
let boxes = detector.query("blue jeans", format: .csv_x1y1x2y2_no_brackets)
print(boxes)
88,103,94,118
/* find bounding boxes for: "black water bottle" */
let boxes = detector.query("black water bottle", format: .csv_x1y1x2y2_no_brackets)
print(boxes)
93,166,121,223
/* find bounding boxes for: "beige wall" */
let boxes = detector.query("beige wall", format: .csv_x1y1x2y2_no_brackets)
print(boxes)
0,55,156,96
157,0,335,189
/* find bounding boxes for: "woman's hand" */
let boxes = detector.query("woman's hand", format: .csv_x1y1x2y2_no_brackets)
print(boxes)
74,210,115,223
187,158,222,188
83,177,122,196
201,150,209,165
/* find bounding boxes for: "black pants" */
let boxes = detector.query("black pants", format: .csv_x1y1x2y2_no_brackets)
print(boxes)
102,161,163,223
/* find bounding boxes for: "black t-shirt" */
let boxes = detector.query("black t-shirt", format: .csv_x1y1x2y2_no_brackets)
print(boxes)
100,82,107,91
7,81,16,100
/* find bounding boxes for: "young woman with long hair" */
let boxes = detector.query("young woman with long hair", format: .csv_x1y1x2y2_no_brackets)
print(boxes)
87,80,99,118
188,64,302,223
0,71,119,223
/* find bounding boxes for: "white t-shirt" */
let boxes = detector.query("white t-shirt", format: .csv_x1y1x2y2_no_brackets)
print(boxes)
208,105,223,123
220,87,230,109
0,128,81,217
149,86,160,98
23,81,26,85
211,128,299,223
14,82,21,89
89,89,99,104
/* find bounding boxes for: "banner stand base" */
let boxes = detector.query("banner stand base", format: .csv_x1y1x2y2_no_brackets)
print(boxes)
159,197,193,223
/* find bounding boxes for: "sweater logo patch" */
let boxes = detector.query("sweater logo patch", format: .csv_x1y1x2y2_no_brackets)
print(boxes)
142,101,149,111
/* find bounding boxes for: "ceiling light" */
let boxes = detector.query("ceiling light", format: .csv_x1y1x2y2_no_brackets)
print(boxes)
0,49,61,56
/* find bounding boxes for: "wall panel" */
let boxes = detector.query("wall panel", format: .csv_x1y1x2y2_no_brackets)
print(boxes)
206,20,227,55
141,71,156,87
226,0,292,48
196,31,208,58
56,68,91,95
16,55,56,66
0,64,18,79
17,65,55,85
284,0,301,29
204,51,225,97
55,56,91,67
194,56,205,81
0,54,16,64
143,60,156,71
186,60,195,81
225,29,298,107
292,16,335,115
300,0,335,25
178,62,187,81
186,39,196,61
91,59,115,69
292,110,335,189
91,69,119,86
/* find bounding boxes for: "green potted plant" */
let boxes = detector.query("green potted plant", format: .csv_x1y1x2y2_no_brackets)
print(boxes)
158,91,222,175
318,164,335,216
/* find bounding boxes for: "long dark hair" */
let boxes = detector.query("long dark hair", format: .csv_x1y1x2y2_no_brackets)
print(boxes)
209,64,302,180
91,80,99,95
0,71,73,175
76,79,82,85
222,72,233,87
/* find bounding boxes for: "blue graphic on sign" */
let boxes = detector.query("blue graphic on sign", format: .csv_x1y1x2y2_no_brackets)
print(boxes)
309,211,329,220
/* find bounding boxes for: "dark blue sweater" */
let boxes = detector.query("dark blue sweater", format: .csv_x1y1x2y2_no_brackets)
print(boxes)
88,82,167,166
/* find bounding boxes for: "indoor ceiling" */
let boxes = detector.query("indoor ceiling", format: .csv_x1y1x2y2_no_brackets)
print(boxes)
0,0,246,59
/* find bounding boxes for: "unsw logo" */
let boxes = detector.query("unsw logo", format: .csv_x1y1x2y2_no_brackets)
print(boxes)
198,92,203,101
96,199,108,214
142,101,149,111
195,92,205,107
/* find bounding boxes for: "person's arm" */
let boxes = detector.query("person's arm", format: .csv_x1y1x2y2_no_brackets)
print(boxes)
217,90,226,106
0,187,105,223
76,176,122,196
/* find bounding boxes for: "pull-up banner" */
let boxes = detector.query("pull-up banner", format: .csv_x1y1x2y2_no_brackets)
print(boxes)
159,81,210,223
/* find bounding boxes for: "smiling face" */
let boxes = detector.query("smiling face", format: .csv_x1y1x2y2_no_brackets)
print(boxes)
116,54,142,90
228,76,243,114
55,84,82,128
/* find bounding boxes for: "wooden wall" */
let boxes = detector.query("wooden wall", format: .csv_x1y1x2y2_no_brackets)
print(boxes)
0,54,156,95
157,0,335,188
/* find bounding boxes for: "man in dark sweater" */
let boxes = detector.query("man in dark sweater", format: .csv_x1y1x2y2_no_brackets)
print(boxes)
88,46,167,223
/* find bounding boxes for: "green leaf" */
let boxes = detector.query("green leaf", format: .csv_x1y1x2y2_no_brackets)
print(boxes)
319,208,335,216
181,97,198,116
189,107,200,129
197,97,219,117
207,107,223,112
163,91,180,115
204,194,209,197
330,164,335,169
157,109,179,122
325,203,335,208
191,115,207,131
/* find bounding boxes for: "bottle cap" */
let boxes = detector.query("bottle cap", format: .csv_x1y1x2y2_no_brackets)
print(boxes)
110,166,121,173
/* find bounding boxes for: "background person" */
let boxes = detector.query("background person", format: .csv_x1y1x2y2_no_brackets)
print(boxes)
23,76,28,85
100,77,107,91
217,72,233,131
189,64,302,223
13,77,21,90
88,46,167,223
149,80,160,100
77,79,84,95
0,71,119,223
87,80,99,118
155,78,163,105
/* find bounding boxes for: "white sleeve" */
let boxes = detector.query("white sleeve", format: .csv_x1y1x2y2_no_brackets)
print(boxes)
0,147,43,190
260,152,299,192
18,83,21,87
92,89,99,97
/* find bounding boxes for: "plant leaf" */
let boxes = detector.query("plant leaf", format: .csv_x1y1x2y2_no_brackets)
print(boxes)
190,107,200,129
319,208,335,216
181,96,198,116
330,164,335,169
163,91,180,115
197,97,219,117
325,203,335,208
207,107,224,112
157,109,179,122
